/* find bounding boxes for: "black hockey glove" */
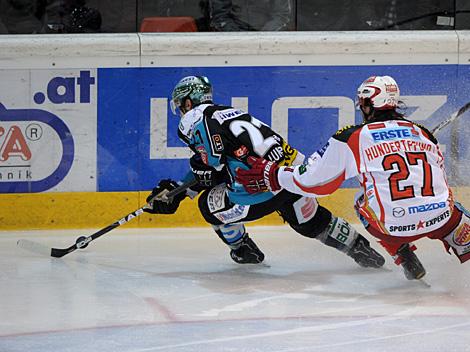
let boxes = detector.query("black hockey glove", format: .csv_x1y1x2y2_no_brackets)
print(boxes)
144,179,186,214
190,153,229,188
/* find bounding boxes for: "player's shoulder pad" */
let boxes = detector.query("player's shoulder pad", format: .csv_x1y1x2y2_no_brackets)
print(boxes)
411,121,438,145
203,105,233,118
332,124,363,142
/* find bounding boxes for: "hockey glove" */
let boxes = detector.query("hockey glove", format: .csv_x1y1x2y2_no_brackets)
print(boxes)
144,179,186,214
190,153,229,188
235,156,281,193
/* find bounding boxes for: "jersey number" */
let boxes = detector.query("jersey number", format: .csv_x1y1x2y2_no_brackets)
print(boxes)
382,152,435,201
229,119,278,157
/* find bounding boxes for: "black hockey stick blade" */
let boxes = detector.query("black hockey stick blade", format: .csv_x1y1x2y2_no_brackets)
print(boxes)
51,241,87,258
50,221,121,258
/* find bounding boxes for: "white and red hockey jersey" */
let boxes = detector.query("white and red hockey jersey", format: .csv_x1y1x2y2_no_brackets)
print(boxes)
277,118,454,238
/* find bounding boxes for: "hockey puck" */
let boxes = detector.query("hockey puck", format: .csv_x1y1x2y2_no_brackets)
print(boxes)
76,236,89,249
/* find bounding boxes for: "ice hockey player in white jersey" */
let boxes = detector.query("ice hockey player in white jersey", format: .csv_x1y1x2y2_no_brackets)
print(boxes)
236,75,470,280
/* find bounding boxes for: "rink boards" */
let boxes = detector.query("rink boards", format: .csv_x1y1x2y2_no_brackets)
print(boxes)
0,32,469,229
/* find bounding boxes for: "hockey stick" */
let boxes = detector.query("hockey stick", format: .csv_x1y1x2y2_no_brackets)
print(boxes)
431,101,470,135
17,179,198,258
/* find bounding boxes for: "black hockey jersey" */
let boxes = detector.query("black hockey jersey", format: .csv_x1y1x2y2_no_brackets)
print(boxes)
178,103,303,205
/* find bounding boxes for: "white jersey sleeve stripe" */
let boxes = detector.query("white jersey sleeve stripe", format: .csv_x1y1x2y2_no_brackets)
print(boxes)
292,170,346,196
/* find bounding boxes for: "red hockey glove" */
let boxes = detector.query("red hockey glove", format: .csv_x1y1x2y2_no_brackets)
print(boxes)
235,156,281,193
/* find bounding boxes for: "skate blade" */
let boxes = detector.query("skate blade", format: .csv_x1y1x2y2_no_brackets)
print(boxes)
258,262,271,268
417,278,431,288
239,262,271,268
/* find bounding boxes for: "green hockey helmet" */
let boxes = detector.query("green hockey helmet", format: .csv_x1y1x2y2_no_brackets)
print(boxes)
170,76,212,115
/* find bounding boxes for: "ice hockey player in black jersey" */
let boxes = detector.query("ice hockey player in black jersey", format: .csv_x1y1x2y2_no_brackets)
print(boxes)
144,75,385,268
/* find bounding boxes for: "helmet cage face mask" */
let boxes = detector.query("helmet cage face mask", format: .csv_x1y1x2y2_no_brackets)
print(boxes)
170,97,183,116
170,76,213,116
356,76,400,112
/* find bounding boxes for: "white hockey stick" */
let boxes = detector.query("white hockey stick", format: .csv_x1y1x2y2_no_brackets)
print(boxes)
431,101,470,135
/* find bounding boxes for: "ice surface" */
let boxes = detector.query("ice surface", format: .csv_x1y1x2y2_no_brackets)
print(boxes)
1,226,469,352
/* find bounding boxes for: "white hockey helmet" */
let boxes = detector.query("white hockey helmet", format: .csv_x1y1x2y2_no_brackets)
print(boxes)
356,75,400,110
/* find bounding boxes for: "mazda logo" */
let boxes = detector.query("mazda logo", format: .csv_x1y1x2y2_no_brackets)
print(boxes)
392,207,406,217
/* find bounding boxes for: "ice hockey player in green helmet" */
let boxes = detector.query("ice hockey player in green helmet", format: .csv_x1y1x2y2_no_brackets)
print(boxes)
144,74,385,269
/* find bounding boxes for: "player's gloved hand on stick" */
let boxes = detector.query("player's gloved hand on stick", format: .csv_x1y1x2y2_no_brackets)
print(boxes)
144,179,186,214
190,153,228,188
235,156,281,193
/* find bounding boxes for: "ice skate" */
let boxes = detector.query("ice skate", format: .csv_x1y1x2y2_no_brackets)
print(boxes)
230,235,265,264
395,243,426,280
347,235,385,268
